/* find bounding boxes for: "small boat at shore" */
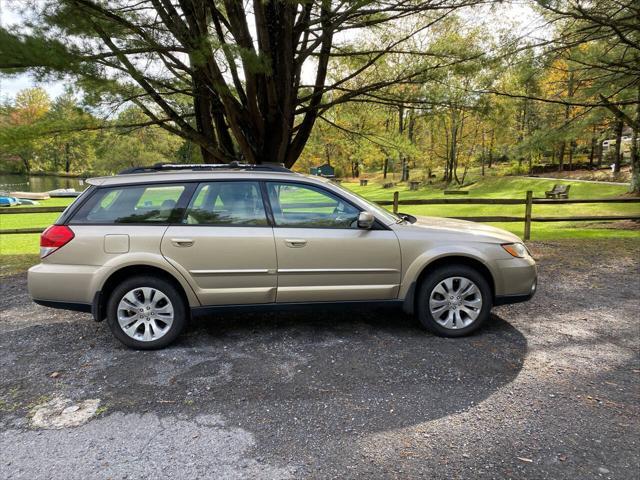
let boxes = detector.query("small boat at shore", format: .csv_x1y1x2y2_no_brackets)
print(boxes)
17,198,40,205
9,191,50,200
48,188,81,198
0,196,20,207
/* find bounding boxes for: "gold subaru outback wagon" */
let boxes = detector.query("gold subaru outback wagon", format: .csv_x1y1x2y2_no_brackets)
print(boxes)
28,163,537,349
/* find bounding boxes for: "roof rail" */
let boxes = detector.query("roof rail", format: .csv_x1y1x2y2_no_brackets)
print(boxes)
118,161,290,175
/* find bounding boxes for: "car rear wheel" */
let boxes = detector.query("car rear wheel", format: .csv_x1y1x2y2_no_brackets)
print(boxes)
106,276,187,349
417,265,492,337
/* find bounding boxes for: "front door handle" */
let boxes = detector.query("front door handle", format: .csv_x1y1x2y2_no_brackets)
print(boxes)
284,238,307,248
171,238,194,247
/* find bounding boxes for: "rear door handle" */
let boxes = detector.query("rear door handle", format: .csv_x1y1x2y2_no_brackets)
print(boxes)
171,238,194,247
284,238,307,248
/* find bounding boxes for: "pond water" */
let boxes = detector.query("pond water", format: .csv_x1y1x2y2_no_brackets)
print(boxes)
0,174,89,193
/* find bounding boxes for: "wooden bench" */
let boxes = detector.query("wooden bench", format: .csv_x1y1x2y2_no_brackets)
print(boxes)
382,182,394,189
359,179,368,186
409,181,421,191
545,184,570,199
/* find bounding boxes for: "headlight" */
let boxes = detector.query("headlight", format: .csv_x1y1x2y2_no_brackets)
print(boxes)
502,242,528,258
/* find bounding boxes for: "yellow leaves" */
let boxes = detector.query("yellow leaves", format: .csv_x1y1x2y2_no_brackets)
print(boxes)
12,87,51,125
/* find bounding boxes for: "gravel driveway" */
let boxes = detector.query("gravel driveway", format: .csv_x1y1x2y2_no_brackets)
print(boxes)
1,239,638,479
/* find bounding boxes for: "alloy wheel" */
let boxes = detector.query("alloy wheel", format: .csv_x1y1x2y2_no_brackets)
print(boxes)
117,287,174,342
428,276,483,329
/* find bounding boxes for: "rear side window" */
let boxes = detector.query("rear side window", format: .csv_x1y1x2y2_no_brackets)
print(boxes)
184,181,267,226
70,184,186,224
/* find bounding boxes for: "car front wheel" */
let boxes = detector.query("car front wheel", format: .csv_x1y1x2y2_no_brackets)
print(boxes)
417,265,492,337
106,276,187,349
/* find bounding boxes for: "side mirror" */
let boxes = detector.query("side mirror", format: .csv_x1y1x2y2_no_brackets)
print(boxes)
357,211,375,229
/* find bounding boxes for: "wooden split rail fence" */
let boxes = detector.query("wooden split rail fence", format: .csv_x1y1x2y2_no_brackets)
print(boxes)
377,190,640,240
0,191,639,240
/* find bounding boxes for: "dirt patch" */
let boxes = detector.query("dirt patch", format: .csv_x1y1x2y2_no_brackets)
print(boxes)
530,165,632,182
581,219,640,230
30,397,101,429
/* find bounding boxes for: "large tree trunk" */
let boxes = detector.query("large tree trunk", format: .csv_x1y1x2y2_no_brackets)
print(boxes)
192,69,221,163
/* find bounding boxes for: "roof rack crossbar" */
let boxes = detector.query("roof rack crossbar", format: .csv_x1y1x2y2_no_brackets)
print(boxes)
118,161,290,175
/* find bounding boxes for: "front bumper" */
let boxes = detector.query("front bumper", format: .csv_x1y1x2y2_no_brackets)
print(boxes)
493,254,537,297
493,259,537,305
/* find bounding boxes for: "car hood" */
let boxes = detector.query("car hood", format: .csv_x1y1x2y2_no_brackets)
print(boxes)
397,215,523,244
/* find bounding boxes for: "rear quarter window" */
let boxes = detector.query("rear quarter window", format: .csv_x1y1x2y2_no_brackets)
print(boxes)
70,184,186,224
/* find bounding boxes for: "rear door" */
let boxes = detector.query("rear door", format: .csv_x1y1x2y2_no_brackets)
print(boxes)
66,182,191,265
161,181,277,305
265,181,401,303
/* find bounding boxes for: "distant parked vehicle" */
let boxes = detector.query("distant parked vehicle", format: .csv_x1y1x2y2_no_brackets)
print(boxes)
602,132,637,160
309,163,335,178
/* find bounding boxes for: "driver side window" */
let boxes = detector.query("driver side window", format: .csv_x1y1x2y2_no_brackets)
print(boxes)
266,182,359,228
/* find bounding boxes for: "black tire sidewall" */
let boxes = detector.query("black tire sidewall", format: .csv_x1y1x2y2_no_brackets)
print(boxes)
106,276,187,349
417,265,492,337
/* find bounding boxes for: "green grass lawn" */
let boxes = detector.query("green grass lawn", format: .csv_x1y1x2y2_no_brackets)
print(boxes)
0,197,74,266
1,176,638,276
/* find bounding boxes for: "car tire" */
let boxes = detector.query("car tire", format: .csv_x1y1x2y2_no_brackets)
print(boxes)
106,275,187,349
417,264,492,337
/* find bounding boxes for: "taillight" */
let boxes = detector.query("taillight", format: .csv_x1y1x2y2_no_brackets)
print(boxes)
40,225,75,258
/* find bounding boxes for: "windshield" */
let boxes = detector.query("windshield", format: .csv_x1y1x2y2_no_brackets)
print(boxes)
328,181,401,224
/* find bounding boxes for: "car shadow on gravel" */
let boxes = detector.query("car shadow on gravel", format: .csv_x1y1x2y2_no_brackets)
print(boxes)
0,305,527,441
183,308,528,431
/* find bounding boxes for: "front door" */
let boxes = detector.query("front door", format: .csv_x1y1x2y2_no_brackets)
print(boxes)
161,181,277,305
265,181,401,303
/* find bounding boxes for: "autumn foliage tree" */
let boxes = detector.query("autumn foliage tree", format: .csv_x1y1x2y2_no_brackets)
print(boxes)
1,0,482,167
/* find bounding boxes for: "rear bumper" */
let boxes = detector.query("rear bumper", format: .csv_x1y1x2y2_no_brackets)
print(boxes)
28,263,107,305
33,299,92,313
